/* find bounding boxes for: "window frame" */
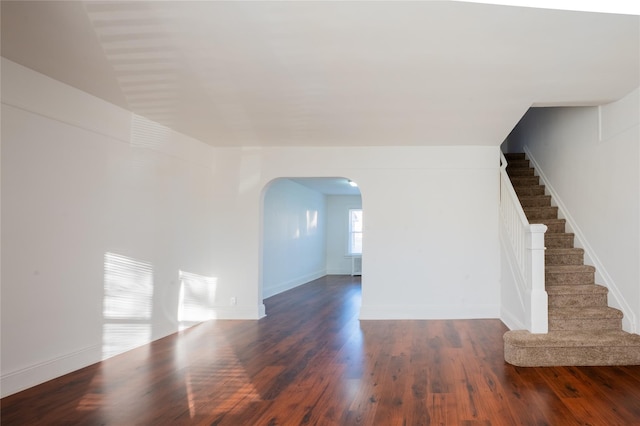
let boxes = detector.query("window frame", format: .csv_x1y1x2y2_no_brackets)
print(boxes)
348,208,363,255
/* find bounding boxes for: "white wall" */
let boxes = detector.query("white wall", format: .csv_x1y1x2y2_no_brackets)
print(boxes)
208,145,500,322
355,160,500,319
1,59,230,397
505,87,640,333
262,179,327,298
326,195,362,274
1,58,502,397
232,146,501,320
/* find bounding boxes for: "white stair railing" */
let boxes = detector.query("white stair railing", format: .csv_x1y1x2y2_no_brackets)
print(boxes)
500,152,548,333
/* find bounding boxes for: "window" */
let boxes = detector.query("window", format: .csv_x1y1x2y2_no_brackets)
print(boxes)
348,209,363,255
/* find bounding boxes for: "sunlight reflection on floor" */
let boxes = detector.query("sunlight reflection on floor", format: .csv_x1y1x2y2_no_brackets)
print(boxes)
175,325,262,419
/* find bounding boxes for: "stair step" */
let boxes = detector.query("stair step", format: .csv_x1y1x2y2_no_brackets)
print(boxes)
546,265,595,285
503,152,637,366
519,195,552,207
545,233,575,248
510,176,540,186
504,153,526,161
546,248,584,265
504,330,640,366
505,159,530,169
546,284,608,308
524,206,558,220
507,167,535,177
514,185,545,196
531,218,565,233
548,306,622,331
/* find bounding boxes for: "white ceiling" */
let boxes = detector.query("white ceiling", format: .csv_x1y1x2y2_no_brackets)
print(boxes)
2,1,638,148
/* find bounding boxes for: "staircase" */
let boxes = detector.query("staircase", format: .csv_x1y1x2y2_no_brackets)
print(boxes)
502,153,640,366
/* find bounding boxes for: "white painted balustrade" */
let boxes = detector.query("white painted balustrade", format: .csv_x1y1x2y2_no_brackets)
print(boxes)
500,152,548,333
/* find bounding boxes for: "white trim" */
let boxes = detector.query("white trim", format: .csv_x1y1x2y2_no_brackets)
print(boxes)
213,304,266,320
524,146,637,333
262,269,326,299
359,304,499,320
326,268,351,275
1,344,102,398
501,307,527,331
347,208,363,256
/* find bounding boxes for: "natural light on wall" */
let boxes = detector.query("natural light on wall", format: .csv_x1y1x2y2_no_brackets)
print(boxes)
103,253,154,359
178,270,218,331
306,209,318,235
130,113,171,150
85,1,181,128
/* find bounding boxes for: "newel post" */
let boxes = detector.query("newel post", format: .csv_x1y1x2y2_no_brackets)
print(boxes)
527,224,548,333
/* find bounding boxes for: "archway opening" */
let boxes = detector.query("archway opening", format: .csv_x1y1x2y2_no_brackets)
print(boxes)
259,177,363,316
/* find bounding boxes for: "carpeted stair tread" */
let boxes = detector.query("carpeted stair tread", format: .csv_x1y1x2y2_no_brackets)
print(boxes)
524,206,559,220
530,217,564,225
545,232,574,239
506,160,530,169
504,153,526,160
510,176,540,186
519,195,552,207
548,306,623,320
547,285,608,308
507,168,535,176
546,284,607,296
546,264,595,274
546,265,596,285
532,218,566,233
514,185,546,196
503,152,637,366
545,233,575,248
546,247,584,256
546,247,584,264
504,329,640,348
504,330,640,366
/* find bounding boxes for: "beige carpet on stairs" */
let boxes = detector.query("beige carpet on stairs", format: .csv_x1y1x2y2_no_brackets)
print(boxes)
502,152,640,367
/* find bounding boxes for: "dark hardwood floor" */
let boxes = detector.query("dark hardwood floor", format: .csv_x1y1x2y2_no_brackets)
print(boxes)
3,275,640,425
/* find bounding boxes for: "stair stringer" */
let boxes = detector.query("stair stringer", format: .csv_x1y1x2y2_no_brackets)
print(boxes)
524,146,637,333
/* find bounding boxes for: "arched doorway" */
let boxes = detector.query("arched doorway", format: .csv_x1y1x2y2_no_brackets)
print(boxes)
259,177,363,315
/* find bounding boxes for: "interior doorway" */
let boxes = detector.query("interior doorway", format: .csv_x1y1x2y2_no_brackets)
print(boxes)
259,177,363,315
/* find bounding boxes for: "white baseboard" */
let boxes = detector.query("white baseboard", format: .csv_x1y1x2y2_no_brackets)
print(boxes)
326,268,351,275
1,302,266,399
500,307,527,331
213,304,266,319
359,304,499,320
1,344,102,398
262,269,326,299
524,147,637,333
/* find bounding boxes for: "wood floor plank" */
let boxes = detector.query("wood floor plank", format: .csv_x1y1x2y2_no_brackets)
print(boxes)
3,275,640,425
577,366,640,420
427,393,459,426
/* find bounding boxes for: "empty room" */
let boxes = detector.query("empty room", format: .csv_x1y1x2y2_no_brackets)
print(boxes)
2,1,639,424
